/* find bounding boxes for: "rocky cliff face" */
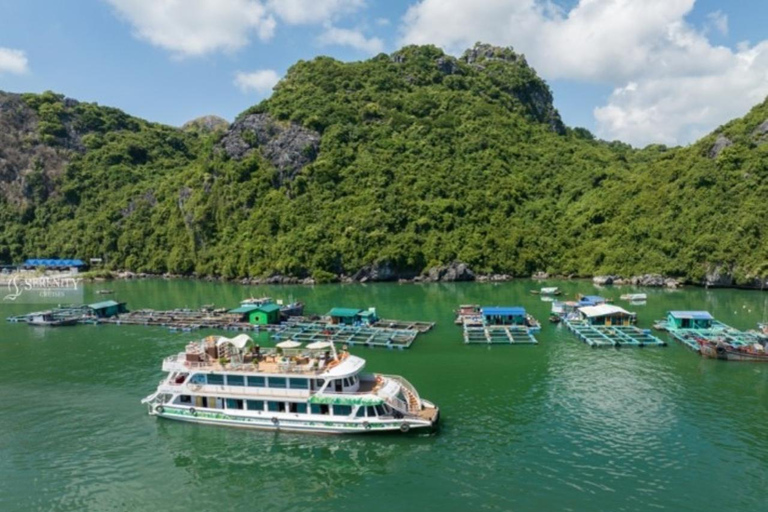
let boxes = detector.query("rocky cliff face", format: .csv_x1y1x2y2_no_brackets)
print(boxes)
218,113,320,186
461,43,566,134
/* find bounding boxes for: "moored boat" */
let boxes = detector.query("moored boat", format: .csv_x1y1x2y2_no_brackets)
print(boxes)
531,287,561,296
142,335,439,434
454,304,480,324
698,339,768,362
27,311,80,327
620,293,647,302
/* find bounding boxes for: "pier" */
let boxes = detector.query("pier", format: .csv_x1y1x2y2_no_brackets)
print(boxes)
564,320,667,348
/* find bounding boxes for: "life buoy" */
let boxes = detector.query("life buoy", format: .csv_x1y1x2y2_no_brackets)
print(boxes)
155,405,164,414
363,421,371,430
400,422,410,433
716,346,726,355
271,417,279,426
189,407,197,416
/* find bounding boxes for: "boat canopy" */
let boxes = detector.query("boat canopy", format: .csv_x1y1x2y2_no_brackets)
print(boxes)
306,341,332,350
541,287,559,293
276,340,302,349
216,334,253,350
579,305,631,318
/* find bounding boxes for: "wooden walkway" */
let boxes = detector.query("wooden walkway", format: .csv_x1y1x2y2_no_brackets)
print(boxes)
564,321,666,348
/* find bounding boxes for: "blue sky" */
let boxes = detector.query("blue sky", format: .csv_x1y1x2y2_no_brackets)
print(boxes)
1,1,767,146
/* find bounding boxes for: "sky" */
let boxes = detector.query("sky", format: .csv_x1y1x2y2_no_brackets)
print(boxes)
1,0,767,147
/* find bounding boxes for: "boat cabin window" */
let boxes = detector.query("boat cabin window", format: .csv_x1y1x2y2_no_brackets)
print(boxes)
207,374,224,385
227,375,245,387
356,406,365,417
267,401,286,412
189,374,205,384
247,376,265,387
268,377,287,389
179,395,192,404
365,406,377,417
375,405,387,416
289,403,307,414
310,404,330,415
289,378,308,390
226,399,244,410
246,400,264,411
332,405,352,416
334,379,343,392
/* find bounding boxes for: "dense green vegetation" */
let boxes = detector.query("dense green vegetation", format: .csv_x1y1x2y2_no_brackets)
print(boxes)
1,44,767,284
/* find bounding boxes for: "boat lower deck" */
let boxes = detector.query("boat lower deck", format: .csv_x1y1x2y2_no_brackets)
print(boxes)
273,321,422,349
463,325,538,344
564,321,666,348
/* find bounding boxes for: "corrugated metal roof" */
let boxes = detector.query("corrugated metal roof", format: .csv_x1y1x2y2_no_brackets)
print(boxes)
579,305,631,317
228,305,261,314
258,303,281,313
328,308,362,317
669,311,714,320
88,300,121,310
482,306,526,316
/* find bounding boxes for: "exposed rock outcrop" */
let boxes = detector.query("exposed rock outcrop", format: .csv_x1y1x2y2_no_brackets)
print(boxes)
420,261,475,282
703,265,734,288
709,134,733,158
182,115,230,134
352,261,401,282
218,113,321,186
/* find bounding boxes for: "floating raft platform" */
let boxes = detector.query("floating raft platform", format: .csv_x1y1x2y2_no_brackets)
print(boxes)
96,309,272,332
463,325,538,344
272,319,428,349
564,320,666,348
664,323,763,352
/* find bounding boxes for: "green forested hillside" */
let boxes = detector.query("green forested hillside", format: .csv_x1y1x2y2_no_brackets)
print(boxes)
1,44,767,285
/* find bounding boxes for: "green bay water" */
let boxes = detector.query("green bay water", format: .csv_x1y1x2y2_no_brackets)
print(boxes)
1,279,767,511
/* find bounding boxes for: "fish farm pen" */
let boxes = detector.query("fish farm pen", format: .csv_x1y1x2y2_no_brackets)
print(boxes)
463,325,538,344
655,311,765,352
564,321,667,348
272,319,433,349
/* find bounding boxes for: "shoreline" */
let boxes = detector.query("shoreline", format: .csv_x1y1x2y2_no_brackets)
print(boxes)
59,269,768,292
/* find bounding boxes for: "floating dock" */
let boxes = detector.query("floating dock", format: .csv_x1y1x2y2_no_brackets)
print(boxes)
272,319,430,349
463,325,538,344
655,311,763,352
564,320,666,348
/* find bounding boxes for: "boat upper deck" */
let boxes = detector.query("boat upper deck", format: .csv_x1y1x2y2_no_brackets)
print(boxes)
164,335,365,378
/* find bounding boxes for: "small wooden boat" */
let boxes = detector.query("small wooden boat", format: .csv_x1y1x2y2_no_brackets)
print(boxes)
95,289,114,295
531,287,561,296
28,312,79,327
454,304,480,324
699,339,768,362
280,301,304,318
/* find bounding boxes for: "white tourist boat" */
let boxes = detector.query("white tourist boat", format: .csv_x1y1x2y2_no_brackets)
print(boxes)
142,335,439,434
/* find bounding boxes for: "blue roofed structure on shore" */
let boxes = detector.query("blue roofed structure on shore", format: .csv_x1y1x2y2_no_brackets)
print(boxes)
24,259,85,269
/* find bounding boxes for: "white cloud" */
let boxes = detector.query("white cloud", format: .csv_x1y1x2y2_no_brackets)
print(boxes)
0,47,29,75
106,0,277,57
106,0,367,57
318,26,384,54
400,0,768,146
706,10,728,36
267,0,364,25
234,69,281,93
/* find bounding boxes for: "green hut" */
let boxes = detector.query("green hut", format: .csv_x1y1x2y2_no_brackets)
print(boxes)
87,300,127,318
328,308,362,325
667,311,714,330
229,304,281,325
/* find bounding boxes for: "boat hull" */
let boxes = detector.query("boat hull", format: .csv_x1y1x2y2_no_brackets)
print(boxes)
700,344,768,362
148,404,438,434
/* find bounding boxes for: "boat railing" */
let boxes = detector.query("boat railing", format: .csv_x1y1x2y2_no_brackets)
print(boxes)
380,374,421,411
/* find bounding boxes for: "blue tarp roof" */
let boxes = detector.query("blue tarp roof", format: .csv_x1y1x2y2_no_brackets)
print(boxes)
482,306,526,316
25,259,85,267
669,311,714,320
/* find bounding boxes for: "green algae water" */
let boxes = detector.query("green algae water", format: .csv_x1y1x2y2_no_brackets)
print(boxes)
1,279,767,512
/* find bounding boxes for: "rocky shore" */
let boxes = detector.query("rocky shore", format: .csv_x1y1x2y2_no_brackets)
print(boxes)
76,261,768,291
